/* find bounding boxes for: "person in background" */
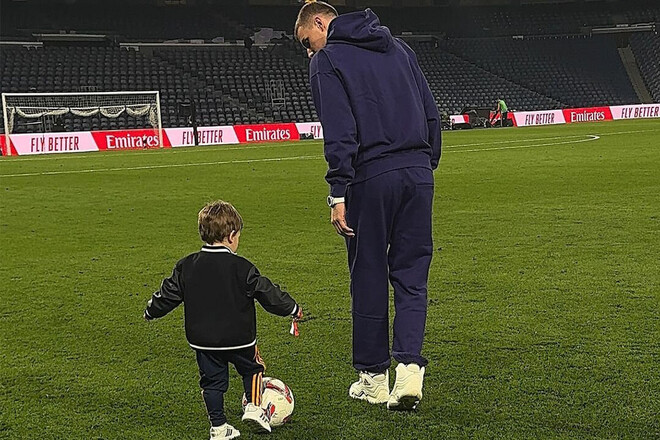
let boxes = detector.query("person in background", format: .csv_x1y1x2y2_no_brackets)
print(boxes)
496,98,509,127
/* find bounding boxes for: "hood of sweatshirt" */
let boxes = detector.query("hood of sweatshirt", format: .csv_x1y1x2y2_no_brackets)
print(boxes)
327,8,393,53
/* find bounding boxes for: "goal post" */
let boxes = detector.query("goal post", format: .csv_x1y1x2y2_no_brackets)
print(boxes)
1,91,163,156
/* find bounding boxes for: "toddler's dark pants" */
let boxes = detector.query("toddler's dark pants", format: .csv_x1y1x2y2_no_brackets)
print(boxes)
195,345,265,427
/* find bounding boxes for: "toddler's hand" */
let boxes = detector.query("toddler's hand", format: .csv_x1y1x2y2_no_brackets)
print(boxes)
290,306,303,337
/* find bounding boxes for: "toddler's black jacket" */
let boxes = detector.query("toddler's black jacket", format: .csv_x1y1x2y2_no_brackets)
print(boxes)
145,244,299,350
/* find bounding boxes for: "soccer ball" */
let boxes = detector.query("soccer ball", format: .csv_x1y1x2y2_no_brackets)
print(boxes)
241,377,294,427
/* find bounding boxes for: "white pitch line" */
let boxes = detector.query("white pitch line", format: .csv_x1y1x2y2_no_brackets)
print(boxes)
447,134,589,148
1,127,656,165
577,128,660,136
447,127,658,149
0,134,603,178
447,135,600,153
0,154,324,178
0,135,602,178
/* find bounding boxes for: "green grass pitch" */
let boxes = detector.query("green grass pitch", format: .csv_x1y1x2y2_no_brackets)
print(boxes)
1,119,659,439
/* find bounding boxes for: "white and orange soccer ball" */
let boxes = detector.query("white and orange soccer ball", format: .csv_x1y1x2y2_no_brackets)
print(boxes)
241,377,294,427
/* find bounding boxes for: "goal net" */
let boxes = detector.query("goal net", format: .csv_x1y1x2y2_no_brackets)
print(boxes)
2,91,163,150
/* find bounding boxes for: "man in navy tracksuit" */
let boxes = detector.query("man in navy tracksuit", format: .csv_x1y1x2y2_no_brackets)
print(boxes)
295,2,441,410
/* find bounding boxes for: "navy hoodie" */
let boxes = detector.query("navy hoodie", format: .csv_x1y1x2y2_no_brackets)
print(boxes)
309,9,442,197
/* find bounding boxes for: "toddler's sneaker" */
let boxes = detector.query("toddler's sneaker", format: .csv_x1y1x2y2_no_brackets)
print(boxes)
387,363,425,410
348,370,390,404
210,423,240,439
242,402,272,433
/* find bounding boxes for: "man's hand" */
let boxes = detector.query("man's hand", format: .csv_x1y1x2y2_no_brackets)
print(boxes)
331,203,355,237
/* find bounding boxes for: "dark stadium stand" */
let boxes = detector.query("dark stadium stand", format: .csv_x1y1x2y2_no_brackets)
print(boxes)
0,2,251,42
152,46,317,126
626,7,660,25
408,41,563,114
379,5,614,37
0,0,656,133
221,4,659,38
1,45,194,132
0,44,317,132
630,33,660,103
2,2,657,41
441,36,640,108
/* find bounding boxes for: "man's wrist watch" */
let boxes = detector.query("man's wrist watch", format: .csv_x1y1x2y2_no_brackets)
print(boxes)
327,196,345,207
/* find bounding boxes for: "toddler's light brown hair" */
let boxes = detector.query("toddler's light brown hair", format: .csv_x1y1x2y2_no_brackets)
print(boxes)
198,200,243,244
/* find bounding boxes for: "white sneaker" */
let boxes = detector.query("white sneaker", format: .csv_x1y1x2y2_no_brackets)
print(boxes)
387,363,425,410
210,423,240,440
348,370,390,404
242,402,272,433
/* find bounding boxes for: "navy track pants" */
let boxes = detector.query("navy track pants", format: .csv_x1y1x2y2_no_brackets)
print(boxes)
345,167,433,373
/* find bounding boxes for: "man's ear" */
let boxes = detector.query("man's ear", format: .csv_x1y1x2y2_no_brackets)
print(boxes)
228,230,238,243
315,16,324,30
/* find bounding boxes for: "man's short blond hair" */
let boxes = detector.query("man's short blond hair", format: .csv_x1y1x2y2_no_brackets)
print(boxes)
294,0,338,41
198,200,243,244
